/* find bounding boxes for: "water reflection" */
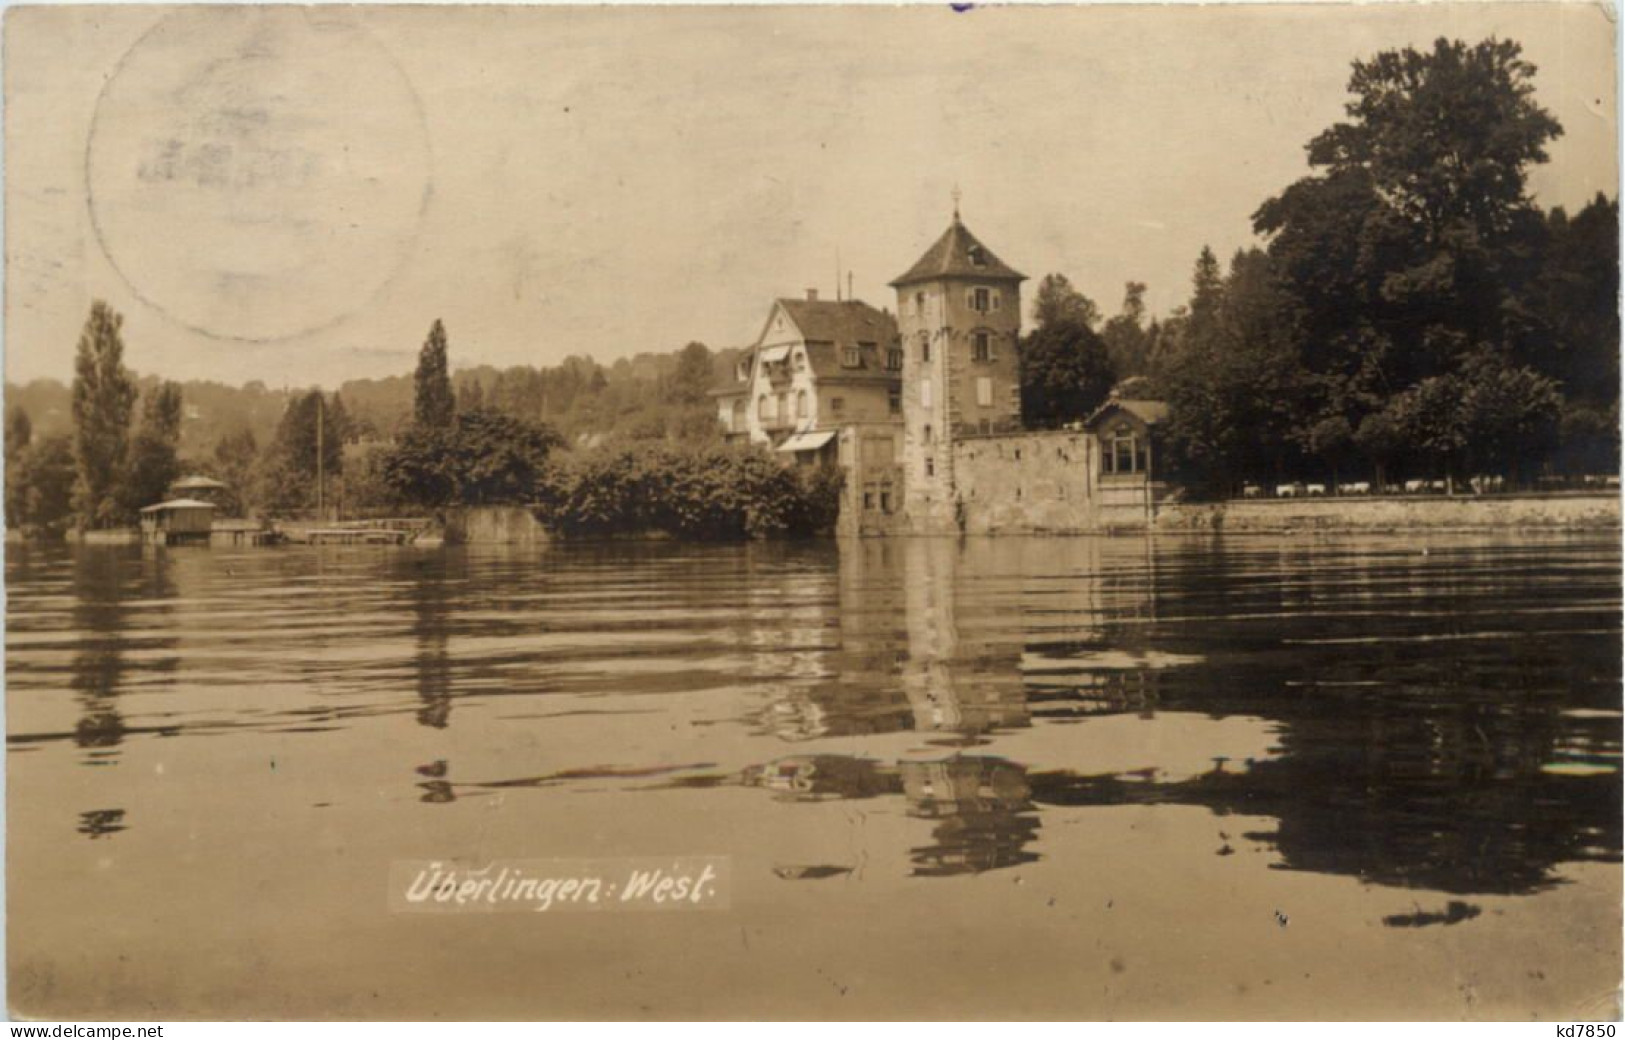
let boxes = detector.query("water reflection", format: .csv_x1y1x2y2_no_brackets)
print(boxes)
8,534,1621,905
730,537,1622,893
405,554,456,730
739,753,1039,876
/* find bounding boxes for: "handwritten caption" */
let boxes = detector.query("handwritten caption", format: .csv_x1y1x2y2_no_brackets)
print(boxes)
389,856,730,913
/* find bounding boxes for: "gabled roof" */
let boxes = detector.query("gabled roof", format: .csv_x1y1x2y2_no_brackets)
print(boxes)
774,298,897,347
1082,397,1171,430
736,298,901,389
891,218,1025,287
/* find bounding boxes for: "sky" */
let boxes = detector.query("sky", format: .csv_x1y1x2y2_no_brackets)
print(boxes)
4,2,1618,388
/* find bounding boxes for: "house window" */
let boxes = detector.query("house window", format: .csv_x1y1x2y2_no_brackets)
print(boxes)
777,393,788,421
863,488,876,511
972,287,991,313
793,351,806,371
921,379,932,408
886,347,902,371
842,345,861,367
973,332,991,361
991,292,1002,312
830,396,846,416
888,390,901,416
880,486,893,513
796,389,809,419
915,292,925,318
737,360,750,381
1105,426,1147,474
925,457,935,478
976,377,992,407
731,400,746,430
758,395,771,421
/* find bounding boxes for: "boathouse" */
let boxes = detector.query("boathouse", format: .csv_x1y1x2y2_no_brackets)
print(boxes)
138,499,216,545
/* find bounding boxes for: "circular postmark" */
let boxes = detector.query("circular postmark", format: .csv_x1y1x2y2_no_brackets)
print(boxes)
85,7,432,344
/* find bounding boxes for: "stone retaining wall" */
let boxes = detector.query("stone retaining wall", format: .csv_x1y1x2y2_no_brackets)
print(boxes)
1155,493,1621,533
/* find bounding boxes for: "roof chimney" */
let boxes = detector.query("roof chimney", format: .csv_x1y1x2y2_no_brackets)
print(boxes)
806,288,819,301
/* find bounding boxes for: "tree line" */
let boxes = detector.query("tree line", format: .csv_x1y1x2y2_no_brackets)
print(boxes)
5,308,741,533
1016,37,1618,493
5,308,840,540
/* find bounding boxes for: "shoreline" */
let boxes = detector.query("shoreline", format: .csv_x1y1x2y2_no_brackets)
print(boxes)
1152,491,1620,535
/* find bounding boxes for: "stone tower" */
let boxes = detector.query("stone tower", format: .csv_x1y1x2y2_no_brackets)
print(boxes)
890,206,1025,531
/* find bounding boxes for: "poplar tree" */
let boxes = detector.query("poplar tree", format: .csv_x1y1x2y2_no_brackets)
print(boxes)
413,319,456,429
70,301,138,528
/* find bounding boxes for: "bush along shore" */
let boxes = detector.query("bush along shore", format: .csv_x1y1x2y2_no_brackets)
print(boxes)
532,443,843,541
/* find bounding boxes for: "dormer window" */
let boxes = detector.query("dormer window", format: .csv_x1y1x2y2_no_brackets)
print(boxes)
842,345,861,367
968,245,987,267
886,347,902,372
737,360,750,381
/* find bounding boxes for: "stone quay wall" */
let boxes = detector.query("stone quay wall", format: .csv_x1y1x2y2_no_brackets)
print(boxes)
1155,493,1621,534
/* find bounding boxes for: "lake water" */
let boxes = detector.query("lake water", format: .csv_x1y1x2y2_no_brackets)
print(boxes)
7,532,1621,1019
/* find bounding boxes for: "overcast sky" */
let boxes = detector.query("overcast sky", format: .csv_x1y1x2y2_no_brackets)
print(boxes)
5,3,1617,388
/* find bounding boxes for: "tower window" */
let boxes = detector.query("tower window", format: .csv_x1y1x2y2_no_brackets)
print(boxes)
919,335,931,364
972,287,991,313
915,291,925,317
923,423,933,445
973,332,991,361
976,377,993,407
925,457,935,478
921,379,933,408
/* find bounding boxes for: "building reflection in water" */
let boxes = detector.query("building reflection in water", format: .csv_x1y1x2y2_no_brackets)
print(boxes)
739,753,1040,877
732,537,1619,895
752,539,1029,745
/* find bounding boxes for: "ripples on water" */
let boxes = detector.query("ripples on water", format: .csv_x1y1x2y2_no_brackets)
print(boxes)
6,533,1622,1015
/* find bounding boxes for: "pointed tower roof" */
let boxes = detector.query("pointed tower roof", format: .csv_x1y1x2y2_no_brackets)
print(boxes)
890,218,1026,287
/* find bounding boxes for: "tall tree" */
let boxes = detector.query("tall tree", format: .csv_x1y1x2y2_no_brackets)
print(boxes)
1101,281,1152,378
670,341,714,407
5,407,32,529
212,428,259,517
1161,249,1308,490
413,319,456,429
1031,273,1101,331
70,301,138,528
1252,36,1569,481
1018,318,1115,428
257,391,346,514
122,381,184,513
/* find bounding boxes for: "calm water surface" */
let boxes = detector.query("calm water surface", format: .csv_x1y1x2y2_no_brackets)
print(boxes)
7,533,1621,1018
